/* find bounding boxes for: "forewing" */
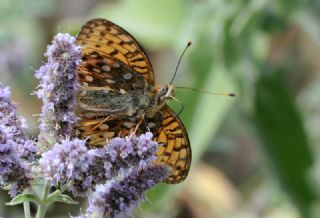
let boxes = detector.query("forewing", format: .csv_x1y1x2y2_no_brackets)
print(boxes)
76,18,155,85
77,53,147,91
154,105,191,184
77,53,148,113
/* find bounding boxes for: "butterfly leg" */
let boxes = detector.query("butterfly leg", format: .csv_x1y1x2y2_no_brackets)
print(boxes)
92,115,114,130
131,118,144,136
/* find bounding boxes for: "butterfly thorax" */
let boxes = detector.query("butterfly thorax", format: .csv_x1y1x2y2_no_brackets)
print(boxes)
144,84,174,118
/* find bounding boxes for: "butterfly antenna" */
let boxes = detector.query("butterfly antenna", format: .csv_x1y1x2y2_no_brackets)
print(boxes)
170,96,185,117
175,86,236,97
170,41,192,85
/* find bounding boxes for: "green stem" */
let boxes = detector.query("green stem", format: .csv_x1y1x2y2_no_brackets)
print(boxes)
23,201,31,218
36,182,50,218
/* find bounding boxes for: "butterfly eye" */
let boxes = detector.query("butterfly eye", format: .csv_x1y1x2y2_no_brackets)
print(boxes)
160,87,168,96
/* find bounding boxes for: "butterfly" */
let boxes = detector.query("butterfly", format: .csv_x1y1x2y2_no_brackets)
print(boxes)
76,18,191,184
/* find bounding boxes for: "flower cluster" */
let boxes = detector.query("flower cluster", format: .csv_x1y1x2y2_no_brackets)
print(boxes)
87,164,168,218
35,33,82,150
104,132,158,177
0,82,27,145
39,132,163,198
39,138,89,186
0,82,36,161
75,132,159,197
70,148,107,197
16,139,36,162
0,124,32,197
0,83,33,196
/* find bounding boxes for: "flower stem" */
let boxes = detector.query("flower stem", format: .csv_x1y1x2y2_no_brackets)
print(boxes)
23,201,31,218
36,182,50,218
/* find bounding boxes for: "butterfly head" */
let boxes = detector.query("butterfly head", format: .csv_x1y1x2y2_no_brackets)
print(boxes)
157,84,175,102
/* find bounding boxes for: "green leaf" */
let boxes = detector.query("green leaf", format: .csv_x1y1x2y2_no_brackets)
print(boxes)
6,193,40,206
46,190,78,205
223,18,240,68
254,70,316,218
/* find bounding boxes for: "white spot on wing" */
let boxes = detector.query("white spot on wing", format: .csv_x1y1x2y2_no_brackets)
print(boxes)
123,73,132,80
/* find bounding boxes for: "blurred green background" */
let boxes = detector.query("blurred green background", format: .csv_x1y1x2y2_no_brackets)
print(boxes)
1,0,320,217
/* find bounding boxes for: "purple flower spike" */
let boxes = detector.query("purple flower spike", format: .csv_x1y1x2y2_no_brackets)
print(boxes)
39,138,89,186
39,132,163,199
0,82,26,144
43,132,160,198
35,33,82,150
45,33,82,65
0,82,36,161
87,164,169,218
0,125,32,197
104,132,158,178
17,140,36,162
71,132,159,196
70,148,107,197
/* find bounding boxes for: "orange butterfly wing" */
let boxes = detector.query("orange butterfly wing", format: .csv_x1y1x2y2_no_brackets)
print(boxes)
76,18,155,85
154,105,191,183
